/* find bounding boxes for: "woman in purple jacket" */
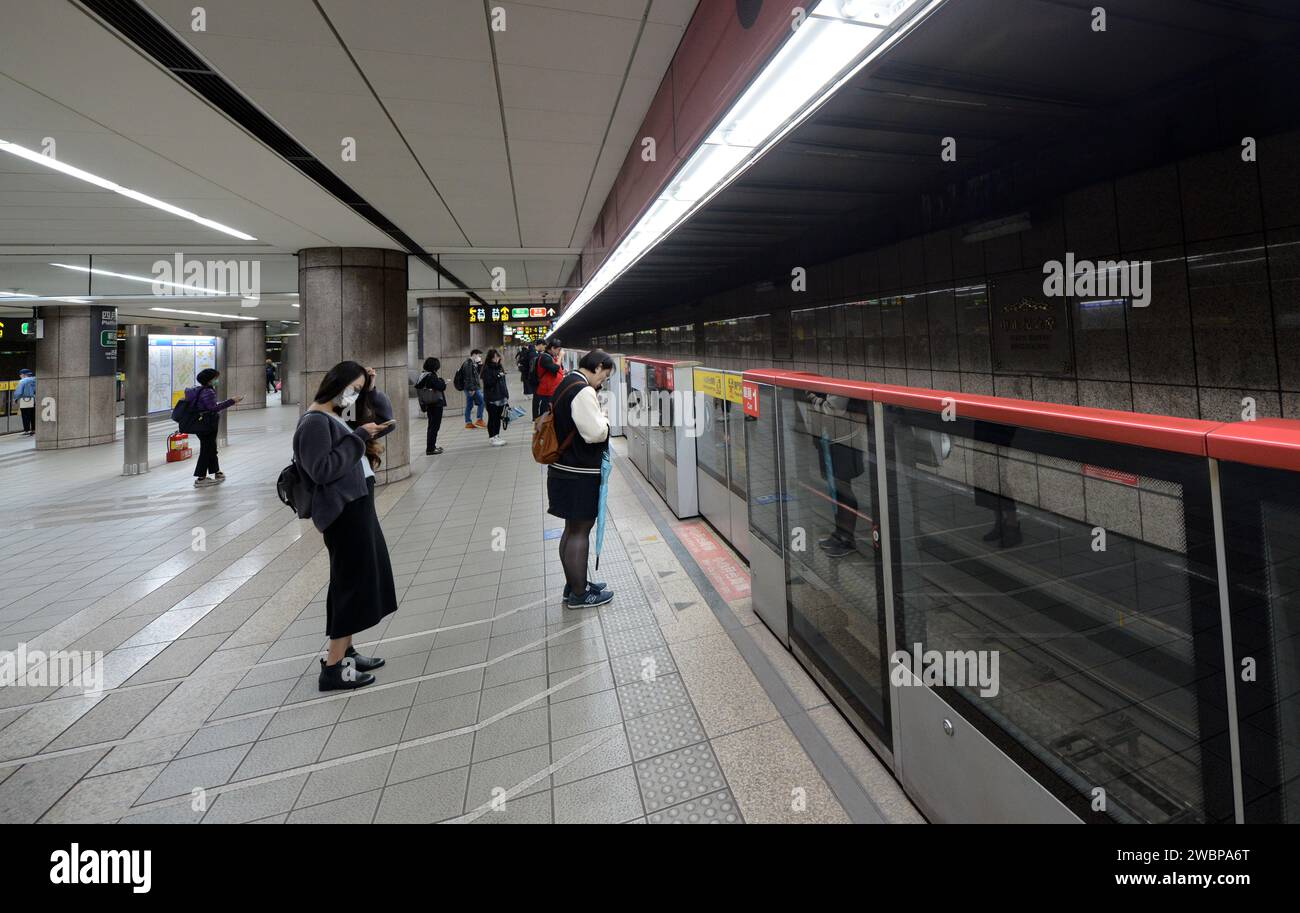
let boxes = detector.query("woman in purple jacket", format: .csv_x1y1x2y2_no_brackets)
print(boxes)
186,368,243,487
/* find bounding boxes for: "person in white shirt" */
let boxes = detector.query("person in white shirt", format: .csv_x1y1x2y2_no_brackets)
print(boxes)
547,349,615,609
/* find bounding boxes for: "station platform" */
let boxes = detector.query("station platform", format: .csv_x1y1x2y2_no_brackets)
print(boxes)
0,400,919,825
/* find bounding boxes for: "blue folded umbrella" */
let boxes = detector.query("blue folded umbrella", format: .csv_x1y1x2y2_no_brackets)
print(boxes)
594,449,613,570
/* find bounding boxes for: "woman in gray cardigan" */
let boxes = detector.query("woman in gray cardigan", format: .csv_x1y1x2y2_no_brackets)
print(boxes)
293,360,398,691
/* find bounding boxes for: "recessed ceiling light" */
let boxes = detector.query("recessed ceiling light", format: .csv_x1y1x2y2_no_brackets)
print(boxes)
0,138,257,241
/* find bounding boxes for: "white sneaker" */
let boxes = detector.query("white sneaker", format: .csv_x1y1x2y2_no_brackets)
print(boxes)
490,437,506,447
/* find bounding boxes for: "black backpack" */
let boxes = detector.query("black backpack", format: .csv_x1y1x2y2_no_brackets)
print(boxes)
171,395,210,434
452,362,467,392
276,460,314,518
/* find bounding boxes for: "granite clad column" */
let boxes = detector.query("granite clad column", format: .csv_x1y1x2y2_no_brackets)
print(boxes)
299,248,409,485
280,333,302,405
221,319,267,410
34,304,117,450
418,296,473,377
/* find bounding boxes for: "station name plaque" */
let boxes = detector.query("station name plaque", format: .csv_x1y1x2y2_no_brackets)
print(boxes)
990,278,1073,376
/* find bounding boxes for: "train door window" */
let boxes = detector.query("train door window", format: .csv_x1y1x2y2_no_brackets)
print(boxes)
780,385,892,746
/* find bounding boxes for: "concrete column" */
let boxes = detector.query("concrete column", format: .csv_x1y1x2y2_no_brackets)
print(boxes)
418,297,476,373
34,305,117,450
300,248,409,485
221,319,267,410
406,313,419,390
281,334,302,405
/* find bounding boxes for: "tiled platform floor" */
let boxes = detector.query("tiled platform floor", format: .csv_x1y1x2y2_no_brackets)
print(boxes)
0,398,920,824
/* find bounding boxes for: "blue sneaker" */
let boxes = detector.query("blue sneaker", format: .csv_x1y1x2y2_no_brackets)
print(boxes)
562,580,608,599
565,584,614,609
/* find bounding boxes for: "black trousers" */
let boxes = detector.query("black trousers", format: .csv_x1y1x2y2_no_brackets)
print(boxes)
195,432,219,477
487,402,504,437
20,407,35,433
425,406,444,452
532,395,551,419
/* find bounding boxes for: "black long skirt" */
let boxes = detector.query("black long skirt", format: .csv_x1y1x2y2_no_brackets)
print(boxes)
322,479,399,639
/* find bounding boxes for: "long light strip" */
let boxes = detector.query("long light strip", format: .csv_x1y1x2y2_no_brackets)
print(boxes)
0,139,257,241
150,307,258,321
555,0,944,330
50,262,230,297
0,290,92,304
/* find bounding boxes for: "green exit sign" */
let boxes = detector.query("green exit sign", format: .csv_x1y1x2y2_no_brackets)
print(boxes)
100,330,115,347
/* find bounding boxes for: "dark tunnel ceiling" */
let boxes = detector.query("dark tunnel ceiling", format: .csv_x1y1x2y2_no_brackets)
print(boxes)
566,0,1300,337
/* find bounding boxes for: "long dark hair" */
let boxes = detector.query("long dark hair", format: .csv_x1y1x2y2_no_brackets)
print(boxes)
312,360,366,411
485,348,502,368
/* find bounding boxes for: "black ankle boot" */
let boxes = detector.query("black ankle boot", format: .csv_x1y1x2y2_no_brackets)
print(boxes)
318,657,375,692
345,645,385,672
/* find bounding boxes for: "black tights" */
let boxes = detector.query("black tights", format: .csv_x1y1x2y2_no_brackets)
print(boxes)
558,518,595,594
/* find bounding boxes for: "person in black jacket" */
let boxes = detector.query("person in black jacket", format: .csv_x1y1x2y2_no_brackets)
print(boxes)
293,361,395,692
346,366,396,474
414,356,447,455
548,349,616,609
482,348,510,446
518,340,539,398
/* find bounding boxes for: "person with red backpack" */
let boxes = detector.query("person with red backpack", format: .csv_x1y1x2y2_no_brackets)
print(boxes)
533,337,564,419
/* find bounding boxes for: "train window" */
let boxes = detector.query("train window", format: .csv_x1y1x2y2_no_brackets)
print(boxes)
883,404,1232,823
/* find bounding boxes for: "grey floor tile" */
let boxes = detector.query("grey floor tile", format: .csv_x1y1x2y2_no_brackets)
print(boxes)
553,766,644,824
645,788,743,824
287,788,382,824
374,767,469,823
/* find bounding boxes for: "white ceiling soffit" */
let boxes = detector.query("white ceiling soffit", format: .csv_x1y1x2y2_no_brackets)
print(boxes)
0,0,394,254
139,0,697,254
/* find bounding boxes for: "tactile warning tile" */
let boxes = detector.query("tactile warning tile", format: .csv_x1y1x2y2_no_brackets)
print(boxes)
624,704,707,761
634,741,728,812
609,647,677,686
646,789,743,824
617,672,690,720
603,623,667,658
600,604,661,632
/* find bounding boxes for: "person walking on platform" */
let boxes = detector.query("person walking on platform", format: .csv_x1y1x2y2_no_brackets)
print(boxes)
265,358,277,394
294,360,397,692
415,357,447,455
455,348,485,429
548,349,616,609
533,337,564,419
185,368,243,487
14,368,36,436
482,348,510,446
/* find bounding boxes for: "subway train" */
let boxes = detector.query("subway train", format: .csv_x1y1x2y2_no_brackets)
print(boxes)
577,350,1297,825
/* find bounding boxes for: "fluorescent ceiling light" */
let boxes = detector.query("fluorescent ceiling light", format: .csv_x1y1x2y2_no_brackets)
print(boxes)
556,0,943,330
0,290,92,304
149,307,258,321
0,139,257,241
50,262,230,297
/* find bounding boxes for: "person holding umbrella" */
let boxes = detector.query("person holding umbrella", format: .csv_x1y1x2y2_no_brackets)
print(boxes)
547,349,615,608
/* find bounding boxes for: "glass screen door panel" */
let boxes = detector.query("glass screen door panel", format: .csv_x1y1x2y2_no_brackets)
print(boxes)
779,386,891,746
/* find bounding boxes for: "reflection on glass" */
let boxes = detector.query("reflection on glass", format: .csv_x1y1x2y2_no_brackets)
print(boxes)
1218,462,1300,822
886,405,1231,823
781,387,891,744
747,385,782,552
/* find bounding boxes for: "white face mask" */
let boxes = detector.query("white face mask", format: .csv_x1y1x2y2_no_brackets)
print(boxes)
337,388,360,409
